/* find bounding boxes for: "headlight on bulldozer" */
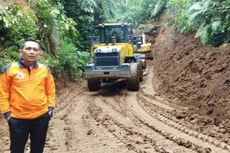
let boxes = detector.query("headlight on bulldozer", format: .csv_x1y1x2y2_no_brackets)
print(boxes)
112,48,117,52
95,49,101,53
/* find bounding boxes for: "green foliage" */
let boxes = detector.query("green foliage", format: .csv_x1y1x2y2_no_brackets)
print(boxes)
30,0,80,54
0,57,12,70
166,0,190,31
79,0,96,14
39,40,89,80
3,46,20,60
30,0,92,80
56,41,89,80
151,0,167,18
58,0,97,50
0,5,38,46
0,1,89,80
98,0,115,19
0,46,19,69
51,3,80,44
110,0,167,31
39,55,62,77
111,0,144,27
30,0,59,54
167,0,230,46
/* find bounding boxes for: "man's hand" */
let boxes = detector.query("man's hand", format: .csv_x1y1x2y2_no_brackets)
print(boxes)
48,107,54,118
3,112,11,121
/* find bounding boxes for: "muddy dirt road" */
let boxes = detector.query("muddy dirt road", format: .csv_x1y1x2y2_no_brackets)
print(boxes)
1,62,229,153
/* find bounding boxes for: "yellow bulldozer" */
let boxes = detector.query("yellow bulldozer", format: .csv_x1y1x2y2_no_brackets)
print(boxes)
85,23,144,91
133,33,153,68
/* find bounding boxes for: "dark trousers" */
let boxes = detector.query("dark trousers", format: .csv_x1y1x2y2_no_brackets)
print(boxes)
8,112,50,153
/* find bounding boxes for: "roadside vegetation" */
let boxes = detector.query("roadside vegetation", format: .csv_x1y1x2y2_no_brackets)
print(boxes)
0,0,229,80
166,0,230,46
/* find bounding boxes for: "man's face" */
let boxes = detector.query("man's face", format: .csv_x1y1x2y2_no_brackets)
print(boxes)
20,41,41,63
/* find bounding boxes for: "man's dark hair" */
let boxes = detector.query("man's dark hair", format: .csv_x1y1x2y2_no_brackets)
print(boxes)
20,38,40,49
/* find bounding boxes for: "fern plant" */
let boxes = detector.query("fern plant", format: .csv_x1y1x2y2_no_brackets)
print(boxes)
151,0,167,18
0,4,37,46
167,0,230,46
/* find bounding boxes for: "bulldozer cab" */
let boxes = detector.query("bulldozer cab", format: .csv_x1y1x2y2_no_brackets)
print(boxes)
90,23,133,45
133,35,143,50
89,23,134,57
133,36,142,44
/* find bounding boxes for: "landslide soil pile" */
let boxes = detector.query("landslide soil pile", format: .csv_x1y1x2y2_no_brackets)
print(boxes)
152,27,230,131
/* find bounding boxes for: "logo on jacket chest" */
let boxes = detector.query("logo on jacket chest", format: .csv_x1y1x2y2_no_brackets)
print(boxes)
16,72,25,79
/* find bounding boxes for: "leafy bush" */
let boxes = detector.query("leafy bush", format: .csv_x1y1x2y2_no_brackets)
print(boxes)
39,54,62,78
166,0,230,46
0,46,19,69
166,0,190,31
3,46,20,60
151,0,167,18
0,5,38,46
39,40,89,80
0,57,13,70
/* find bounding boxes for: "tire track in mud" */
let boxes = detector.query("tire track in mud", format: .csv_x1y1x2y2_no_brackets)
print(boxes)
90,94,197,153
98,93,128,116
55,87,87,113
45,91,86,153
143,66,230,148
138,93,230,150
140,62,230,152
46,90,135,153
46,92,85,152
134,94,230,152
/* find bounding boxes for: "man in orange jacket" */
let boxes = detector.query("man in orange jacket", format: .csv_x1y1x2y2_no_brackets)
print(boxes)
0,38,56,153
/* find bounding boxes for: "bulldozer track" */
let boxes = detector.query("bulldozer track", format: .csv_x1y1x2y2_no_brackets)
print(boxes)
88,96,196,153
136,93,230,152
138,92,230,147
55,87,87,113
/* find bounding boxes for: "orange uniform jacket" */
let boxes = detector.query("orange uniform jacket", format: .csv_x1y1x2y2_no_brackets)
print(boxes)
0,60,56,119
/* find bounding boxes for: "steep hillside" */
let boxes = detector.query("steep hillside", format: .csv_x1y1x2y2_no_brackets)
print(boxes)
152,26,230,131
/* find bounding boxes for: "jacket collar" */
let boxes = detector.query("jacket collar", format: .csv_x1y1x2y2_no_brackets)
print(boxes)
18,59,38,68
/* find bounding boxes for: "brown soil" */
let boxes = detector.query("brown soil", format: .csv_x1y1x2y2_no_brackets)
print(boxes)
152,26,230,135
